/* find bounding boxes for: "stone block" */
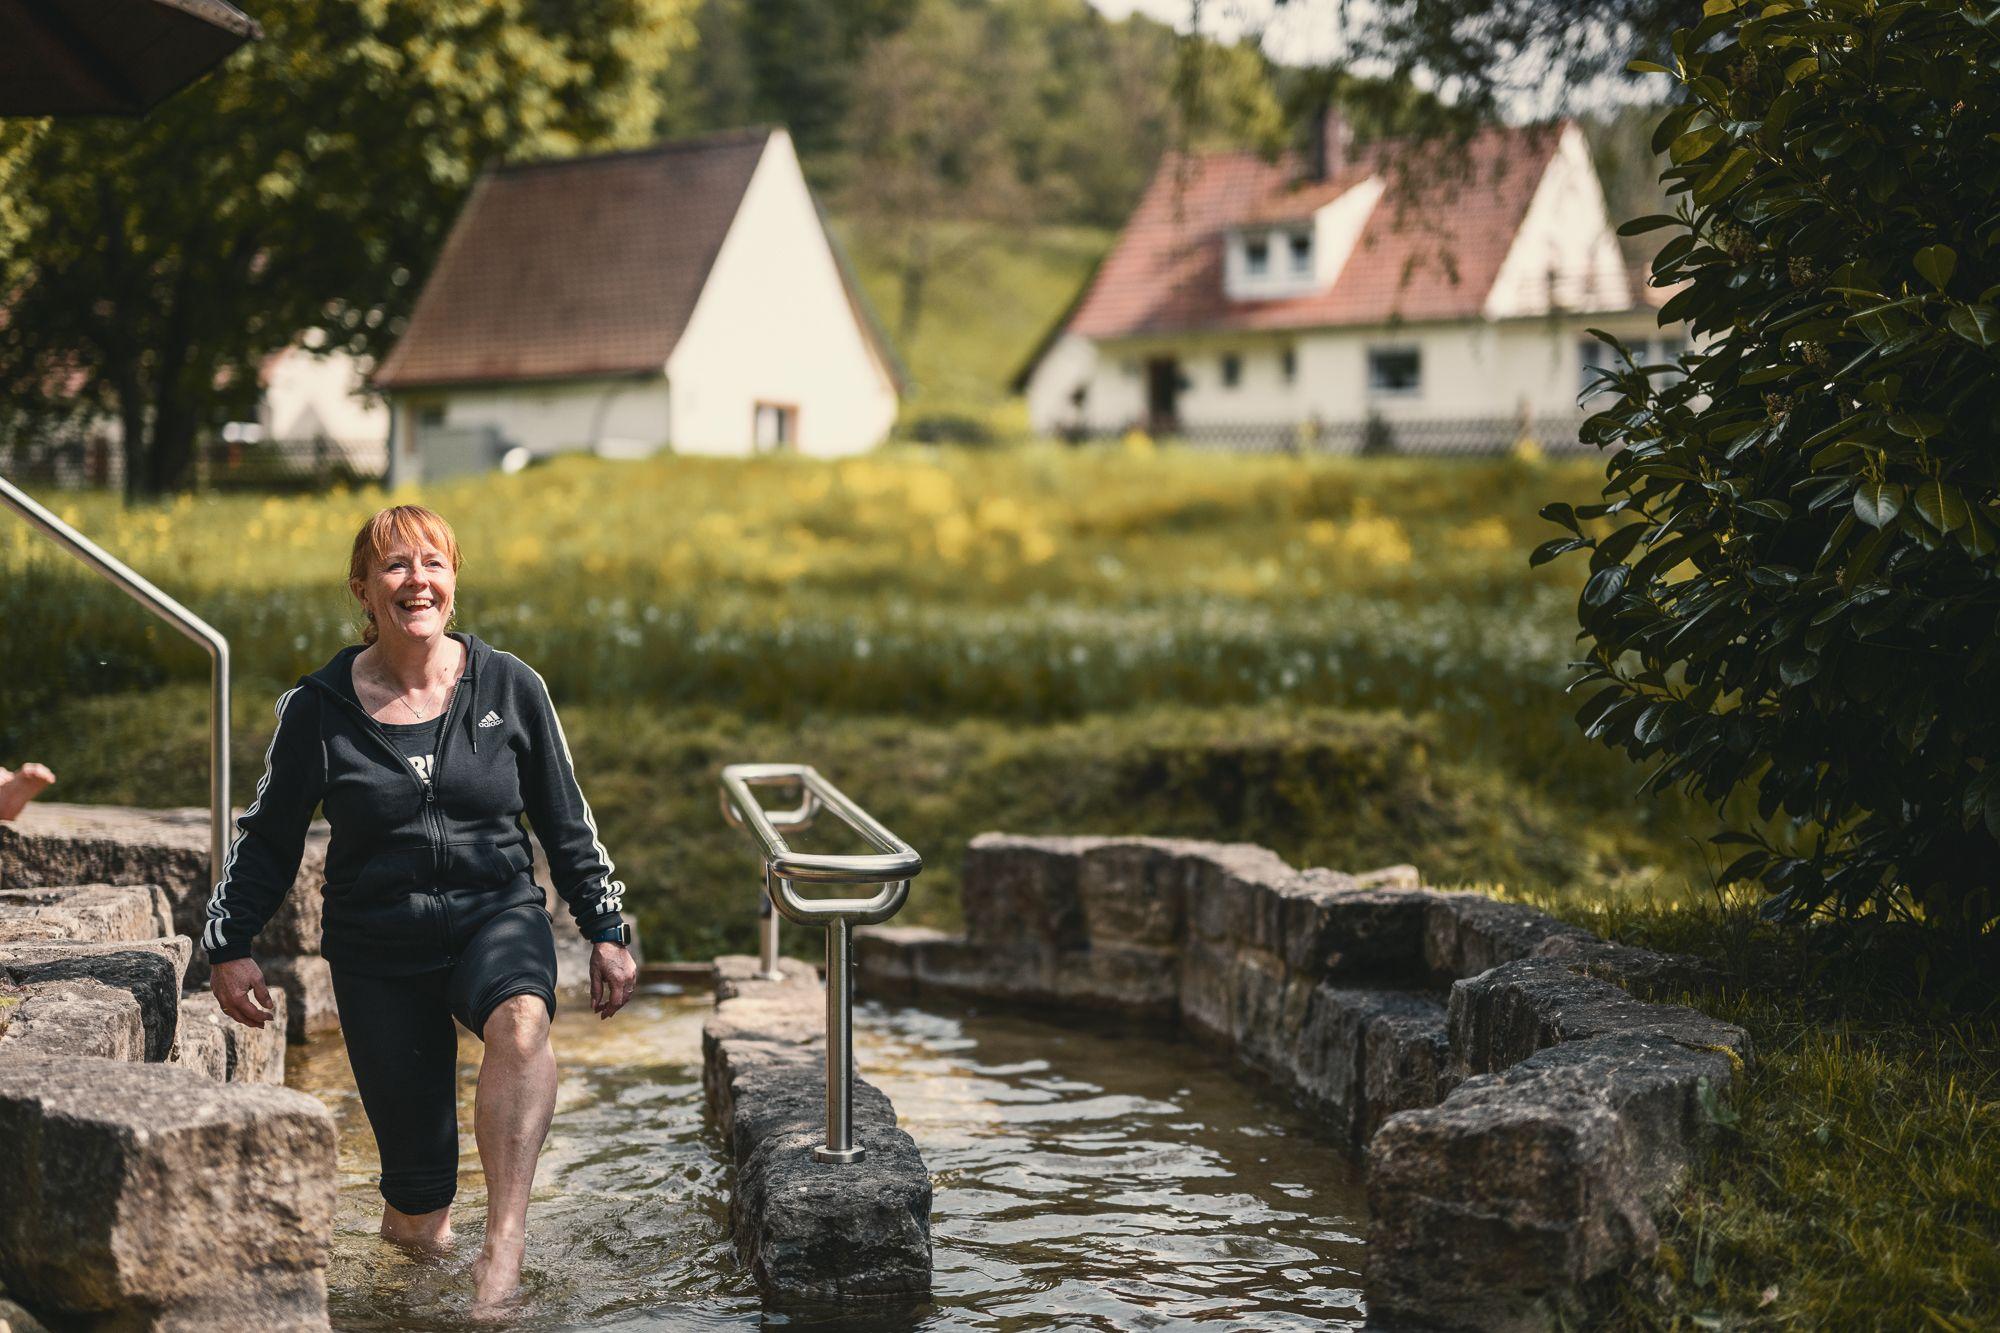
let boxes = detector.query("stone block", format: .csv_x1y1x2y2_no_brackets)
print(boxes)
1353,863,1422,891
1364,1033,1739,1331
169,992,230,1081
713,955,819,1002
1181,843,1306,950
1076,841,1186,947
853,925,938,993
220,989,289,1085
1448,958,1753,1077
0,1056,334,1329
1049,944,1179,1017
1425,891,1595,982
259,954,338,1043
702,951,931,1302
1530,933,1722,1001
0,884,174,944
1289,872,1440,980
0,803,327,959
961,833,1094,955
1361,996,1455,1139
1284,985,1447,1146
0,950,180,1061
0,977,144,1062
728,1063,932,1303
0,936,191,994
1176,937,1236,1042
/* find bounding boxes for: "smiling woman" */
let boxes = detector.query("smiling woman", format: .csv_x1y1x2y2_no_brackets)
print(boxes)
199,502,639,1319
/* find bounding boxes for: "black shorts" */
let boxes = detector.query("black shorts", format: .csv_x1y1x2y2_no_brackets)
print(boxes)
327,900,559,1215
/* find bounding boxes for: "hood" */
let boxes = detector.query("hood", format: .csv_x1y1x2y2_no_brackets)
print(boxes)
301,630,492,753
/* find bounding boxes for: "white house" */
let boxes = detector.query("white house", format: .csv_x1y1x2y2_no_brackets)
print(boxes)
373,126,903,480
1016,117,1685,451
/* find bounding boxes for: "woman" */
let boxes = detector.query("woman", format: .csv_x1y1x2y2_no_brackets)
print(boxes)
202,503,637,1315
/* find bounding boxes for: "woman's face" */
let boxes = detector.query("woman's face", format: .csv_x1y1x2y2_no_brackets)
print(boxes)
352,541,455,646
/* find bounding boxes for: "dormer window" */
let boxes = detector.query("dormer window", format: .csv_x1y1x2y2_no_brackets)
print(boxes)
1289,233,1312,275
1245,238,1269,277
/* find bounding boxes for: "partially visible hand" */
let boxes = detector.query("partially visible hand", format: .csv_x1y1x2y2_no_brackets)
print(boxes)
590,942,637,1019
211,957,278,1028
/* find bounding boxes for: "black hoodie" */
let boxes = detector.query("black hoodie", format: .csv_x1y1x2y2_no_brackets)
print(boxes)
200,632,627,974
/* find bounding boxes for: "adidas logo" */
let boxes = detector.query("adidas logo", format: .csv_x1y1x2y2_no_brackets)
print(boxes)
477,711,504,728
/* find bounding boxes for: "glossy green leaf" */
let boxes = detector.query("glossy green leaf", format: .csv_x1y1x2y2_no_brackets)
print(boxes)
1913,480,1970,534
1852,481,1904,528
1913,244,1957,292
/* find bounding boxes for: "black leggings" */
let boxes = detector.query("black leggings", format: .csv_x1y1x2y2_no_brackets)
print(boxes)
328,902,559,1215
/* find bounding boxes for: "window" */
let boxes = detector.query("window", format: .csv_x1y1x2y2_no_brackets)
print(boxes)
753,402,797,451
417,403,445,428
1289,233,1313,275
1245,237,1269,277
1220,353,1242,388
1367,347,1421,396
1281,346,1298,384
1578,338,1612,397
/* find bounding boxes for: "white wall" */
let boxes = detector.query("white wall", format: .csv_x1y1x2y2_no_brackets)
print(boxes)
1484,123,1632,320
667,130,898,456
401,377,673,471
260,347,390,444
1026,311,1677,436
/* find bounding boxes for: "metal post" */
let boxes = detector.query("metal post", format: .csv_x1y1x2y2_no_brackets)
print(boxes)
759,865,783,981
817,918,861,1163
718,764,921,1166
1,474,232,884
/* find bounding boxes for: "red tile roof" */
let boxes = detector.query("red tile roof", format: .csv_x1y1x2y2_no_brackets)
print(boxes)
374,128,773,391
1066,122,1606,341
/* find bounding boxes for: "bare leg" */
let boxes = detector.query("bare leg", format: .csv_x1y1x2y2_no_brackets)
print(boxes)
469,994,556,1314
380,1201,454,1253
0,763,54,821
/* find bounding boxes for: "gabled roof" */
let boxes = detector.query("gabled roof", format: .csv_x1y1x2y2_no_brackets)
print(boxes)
1063,122,1593,343
374,127,774,391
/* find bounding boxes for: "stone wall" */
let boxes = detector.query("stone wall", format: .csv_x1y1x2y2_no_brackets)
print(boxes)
855,833,1750,1330
701,956,932,1304
0,805,336,1329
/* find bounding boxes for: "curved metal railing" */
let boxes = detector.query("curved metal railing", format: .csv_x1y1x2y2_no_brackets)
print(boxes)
1,475,231,883
718,763,921,1164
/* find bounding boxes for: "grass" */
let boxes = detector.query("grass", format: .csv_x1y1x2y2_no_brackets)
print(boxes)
1521,895,2000,1331
830,216,1112,422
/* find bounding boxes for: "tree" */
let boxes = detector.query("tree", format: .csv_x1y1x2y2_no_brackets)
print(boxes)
0,0,694,499
1545,0,2000,940
835,0,1284,345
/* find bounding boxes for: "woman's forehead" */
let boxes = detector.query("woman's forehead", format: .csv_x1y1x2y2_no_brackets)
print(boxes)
375,540,449,566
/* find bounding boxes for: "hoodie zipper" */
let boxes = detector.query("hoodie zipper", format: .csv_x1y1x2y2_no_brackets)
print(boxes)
308,638,478,879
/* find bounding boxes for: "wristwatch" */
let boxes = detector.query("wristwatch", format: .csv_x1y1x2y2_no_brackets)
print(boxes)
588,922,631,947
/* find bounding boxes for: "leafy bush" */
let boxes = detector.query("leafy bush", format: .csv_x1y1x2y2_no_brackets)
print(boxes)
1549,0,2000,936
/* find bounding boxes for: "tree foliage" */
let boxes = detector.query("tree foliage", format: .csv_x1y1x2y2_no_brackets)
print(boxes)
0,0,692,497
1548,0,2000,938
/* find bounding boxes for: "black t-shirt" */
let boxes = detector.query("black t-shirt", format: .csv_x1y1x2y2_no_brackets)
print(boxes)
377,713,445,785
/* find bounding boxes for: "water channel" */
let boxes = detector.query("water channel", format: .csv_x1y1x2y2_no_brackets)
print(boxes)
288,980,1370,1331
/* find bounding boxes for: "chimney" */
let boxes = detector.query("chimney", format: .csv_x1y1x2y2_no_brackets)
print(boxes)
1312,102,1360,182
1318,104,1350,180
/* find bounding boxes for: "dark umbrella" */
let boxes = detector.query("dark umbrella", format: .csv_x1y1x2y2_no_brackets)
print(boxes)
0,0,260,117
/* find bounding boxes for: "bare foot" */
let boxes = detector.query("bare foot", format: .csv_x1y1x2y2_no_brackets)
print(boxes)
0,763,54,821
379,1203,453,1255
469,1229,526,1317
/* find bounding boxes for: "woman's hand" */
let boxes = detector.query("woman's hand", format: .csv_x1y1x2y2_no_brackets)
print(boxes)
211,957,279,1028
590,942,637,1019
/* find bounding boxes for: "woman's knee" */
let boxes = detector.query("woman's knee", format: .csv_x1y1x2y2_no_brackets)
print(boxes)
481,992,551,1055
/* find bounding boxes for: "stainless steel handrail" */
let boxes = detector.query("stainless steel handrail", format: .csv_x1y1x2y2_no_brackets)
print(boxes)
718,763,921,1164
1,476,231,882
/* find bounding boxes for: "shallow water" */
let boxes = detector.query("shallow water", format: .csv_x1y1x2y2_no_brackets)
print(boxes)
288,982,1368,1331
